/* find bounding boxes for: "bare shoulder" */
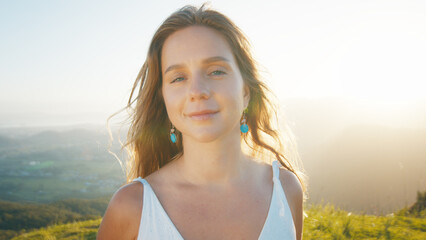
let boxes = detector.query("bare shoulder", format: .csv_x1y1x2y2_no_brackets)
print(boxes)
97,181,144,240
278,167,304,240
278,167,303,203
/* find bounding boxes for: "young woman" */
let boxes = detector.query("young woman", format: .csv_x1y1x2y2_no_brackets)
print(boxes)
98,4,308,240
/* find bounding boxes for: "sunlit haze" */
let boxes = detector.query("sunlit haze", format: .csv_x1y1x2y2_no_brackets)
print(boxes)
0,0,425,127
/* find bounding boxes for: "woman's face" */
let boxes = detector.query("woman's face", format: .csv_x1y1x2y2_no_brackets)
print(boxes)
161,25,249,143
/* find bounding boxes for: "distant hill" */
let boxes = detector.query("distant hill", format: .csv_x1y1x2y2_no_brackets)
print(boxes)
23,128,104,145
0,128,112,150
0,197,109,240
0,135,16,149
0,128,125,203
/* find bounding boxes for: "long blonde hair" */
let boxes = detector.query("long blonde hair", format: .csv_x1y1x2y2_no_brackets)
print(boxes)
108,4,308,201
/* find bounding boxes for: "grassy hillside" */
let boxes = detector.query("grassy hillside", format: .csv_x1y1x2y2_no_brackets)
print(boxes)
304,203,425,239
11,203,426,240
0,198,110,240
11,219,101,240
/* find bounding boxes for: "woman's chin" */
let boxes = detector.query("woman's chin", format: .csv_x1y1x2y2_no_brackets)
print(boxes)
182,131,226,143
180,124,240,143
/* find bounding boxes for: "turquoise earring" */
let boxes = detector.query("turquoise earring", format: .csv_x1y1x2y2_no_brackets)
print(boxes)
240,108,249,133
170,125,177,143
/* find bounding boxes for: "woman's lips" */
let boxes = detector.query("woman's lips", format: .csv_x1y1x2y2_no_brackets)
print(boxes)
186,110,219,120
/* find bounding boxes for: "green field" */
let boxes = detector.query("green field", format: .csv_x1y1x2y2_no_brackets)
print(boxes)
304,203,425,239
11,219,101,240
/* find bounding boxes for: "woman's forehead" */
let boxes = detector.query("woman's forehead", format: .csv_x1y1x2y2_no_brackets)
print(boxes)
161,26,235,70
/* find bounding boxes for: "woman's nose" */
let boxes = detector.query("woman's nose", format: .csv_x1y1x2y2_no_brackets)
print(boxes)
188,73,210,101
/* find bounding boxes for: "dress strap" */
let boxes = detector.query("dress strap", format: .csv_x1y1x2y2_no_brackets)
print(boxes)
272,160,281,182
132,176,147,185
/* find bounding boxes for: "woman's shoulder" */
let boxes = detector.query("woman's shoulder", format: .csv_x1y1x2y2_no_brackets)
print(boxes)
277,166,304,239
277,166,303,199
110,180,145,213
97,181,144,240
277,166,303,210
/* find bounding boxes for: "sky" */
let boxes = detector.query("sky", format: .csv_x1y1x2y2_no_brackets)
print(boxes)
1,0,425,127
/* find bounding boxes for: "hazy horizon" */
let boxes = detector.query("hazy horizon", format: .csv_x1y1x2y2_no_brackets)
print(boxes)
1,96,425,131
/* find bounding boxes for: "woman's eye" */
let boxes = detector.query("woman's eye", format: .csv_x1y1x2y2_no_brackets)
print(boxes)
171,77,185,83
209,70,226,76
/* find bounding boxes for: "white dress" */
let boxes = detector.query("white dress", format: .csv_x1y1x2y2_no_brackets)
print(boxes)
132,160,296,239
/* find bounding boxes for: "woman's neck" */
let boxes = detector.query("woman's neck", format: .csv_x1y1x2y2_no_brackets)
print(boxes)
172,133,252,187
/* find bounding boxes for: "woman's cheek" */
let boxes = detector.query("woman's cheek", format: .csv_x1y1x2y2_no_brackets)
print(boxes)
173,92,187,117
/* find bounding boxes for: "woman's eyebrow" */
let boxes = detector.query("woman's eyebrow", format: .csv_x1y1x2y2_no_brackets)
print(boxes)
164,56,230,74
164,64,185,75
202,56,230,64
